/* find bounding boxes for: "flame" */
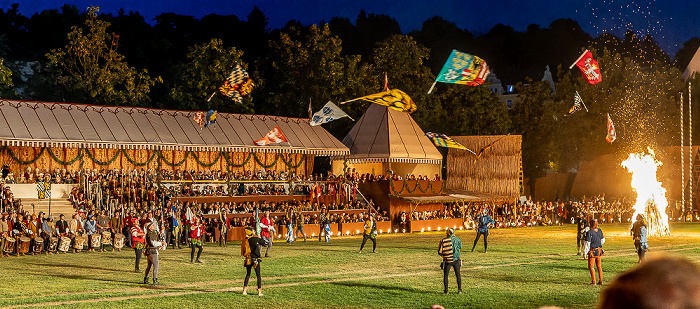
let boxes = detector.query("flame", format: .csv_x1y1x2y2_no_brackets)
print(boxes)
621,149,670,236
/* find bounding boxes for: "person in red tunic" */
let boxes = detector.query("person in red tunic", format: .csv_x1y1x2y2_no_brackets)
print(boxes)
259,211,274,257
130,218,146,273
189,216,209,263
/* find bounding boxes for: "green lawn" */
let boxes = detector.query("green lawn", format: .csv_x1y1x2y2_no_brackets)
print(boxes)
2,222,699,309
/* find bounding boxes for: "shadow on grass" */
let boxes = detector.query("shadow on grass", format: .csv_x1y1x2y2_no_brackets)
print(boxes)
27,262,125,273
331,281,433,294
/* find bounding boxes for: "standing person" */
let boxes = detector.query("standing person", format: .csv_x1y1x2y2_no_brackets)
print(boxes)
143,222,161,285
171,209,182,249
285,207,295,243
56,214,69,237
358,214,377,253
218,209,229,247
294,209,306,242
630,214,647,263
318,206,327,242
131,218,146,273
0,212,9,257
97,211,110,252
323,208,331,243
109,211,123,252
69,214,84,253
189,216,208,263
41,215,55,253
577,213,590,257
438,228,463,294
85,215,98,252
241,227,267,296
259,211,274,257
586,219,605,285
471,207,495,253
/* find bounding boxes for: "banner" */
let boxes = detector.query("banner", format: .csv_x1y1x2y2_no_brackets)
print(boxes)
571,50,602,84
343,89,417,113
37,181,51,199
568,91,588,115
255,126,289,146
425,132,473,153
219,64,255,102
204,110,217,128
606,113,616,143
435,50,490,87
310,101,354,126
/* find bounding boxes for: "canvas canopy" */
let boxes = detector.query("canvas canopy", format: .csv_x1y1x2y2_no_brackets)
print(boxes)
682,46,700,79
0,100,348,156
340,103,442,164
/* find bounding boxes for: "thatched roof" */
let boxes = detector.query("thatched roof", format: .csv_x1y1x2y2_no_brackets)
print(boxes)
341,103,441,164
446,135,522,200
0,100,348,155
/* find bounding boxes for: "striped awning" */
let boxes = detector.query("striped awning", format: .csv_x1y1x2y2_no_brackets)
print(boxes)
0,100,348,156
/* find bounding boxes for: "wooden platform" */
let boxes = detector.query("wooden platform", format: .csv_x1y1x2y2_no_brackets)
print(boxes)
20,198,75,218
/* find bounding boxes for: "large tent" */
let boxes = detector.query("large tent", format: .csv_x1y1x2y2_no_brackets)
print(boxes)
0,100,348,176
332,103,442,178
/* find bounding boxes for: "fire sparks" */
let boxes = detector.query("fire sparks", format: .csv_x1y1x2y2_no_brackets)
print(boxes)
621,149,670,236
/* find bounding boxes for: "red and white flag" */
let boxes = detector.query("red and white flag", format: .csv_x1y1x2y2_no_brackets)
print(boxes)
606,113,616,143
383,72,388,92
255,126,288,146
570,50,602,85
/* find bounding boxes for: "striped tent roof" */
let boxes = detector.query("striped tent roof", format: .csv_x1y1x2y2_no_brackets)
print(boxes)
0,100,348,156
340,103,442,164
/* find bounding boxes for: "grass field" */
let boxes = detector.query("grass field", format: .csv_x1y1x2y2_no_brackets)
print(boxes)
2,222,700,309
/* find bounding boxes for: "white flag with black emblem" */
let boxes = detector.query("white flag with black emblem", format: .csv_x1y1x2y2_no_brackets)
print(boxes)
310,101,354,126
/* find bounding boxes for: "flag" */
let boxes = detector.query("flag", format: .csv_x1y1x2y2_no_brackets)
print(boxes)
344,89,417,113
383,72,388,92
606,113,616,143
435,50,490,87
476,135,509,158
310,101,354,126
37,181,51,199
571,50,602,85
204,110,217,128
218,64,254,102
425,132,474,153
308,100,313,119
568,91,588,115
193,111,205,128
255,126,288,146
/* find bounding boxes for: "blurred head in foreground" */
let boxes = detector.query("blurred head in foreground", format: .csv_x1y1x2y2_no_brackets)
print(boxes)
598,256,700,309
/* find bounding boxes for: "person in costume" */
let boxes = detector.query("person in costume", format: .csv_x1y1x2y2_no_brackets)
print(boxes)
577,213,590,257
630,214,648,263
13,214,27,256
259,211,274,257
85,215,98,252
143,222,162,285
189,216,209,263
471,207,495,253
131,217,146,273
218,209,229,247
241,227,267,296
586,219,605,285
358,214,377,253
438,227,463,294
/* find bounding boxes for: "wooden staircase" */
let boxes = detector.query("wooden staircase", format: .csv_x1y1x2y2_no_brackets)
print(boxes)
20,198,75,218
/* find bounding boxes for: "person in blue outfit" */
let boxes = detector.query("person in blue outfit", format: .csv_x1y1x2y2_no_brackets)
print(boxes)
587,219,604,285
471,207,495,253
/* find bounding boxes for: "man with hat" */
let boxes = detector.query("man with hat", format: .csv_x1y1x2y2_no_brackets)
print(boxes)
438,227,463,294
241,227,268,296
41,215,56,254
471,206,495,253
85,214,98,252
131,217,146,273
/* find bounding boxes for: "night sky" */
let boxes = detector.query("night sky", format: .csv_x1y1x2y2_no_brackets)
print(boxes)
5,0,699,55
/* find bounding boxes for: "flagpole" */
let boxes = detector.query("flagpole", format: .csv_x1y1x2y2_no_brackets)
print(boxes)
207,92,216,102
581,100,589,112
339,98,362,105
427,81,438,94
681,91,685,215
569,49,589,69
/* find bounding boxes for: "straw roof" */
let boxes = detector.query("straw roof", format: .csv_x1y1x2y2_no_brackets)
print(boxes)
446,135,522,199
340,103,441,164
0,100,348,155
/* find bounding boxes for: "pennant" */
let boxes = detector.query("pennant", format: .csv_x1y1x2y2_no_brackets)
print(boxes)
570,50,602,85
430,50,490,93
342,89,417,113
475,135,509,158
193,111,205,128
568,91,588,115
310,101,354,126
425,132,475,154
606,113,616,143
383,72,389,92
204,110,217,128
255,126,289,146
218,64,254,102
37,181,51,199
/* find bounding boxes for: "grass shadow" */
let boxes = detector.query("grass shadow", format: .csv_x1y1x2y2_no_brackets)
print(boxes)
331,281,433,294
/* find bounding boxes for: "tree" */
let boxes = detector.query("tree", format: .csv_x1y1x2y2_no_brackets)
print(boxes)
0,58,17,98
169,38,253,113
258,23,364,118
45,6,160,106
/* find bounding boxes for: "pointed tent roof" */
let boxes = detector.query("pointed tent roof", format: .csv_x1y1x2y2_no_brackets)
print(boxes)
682,46,700,79
341,103,441,164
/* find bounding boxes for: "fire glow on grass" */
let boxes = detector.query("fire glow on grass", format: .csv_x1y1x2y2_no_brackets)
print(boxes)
621,149,670,236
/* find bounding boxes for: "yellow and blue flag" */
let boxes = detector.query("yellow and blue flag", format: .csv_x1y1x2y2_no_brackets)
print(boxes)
426,132,474,154
204,110,217,128
219,64,254,102
343,89,417,113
